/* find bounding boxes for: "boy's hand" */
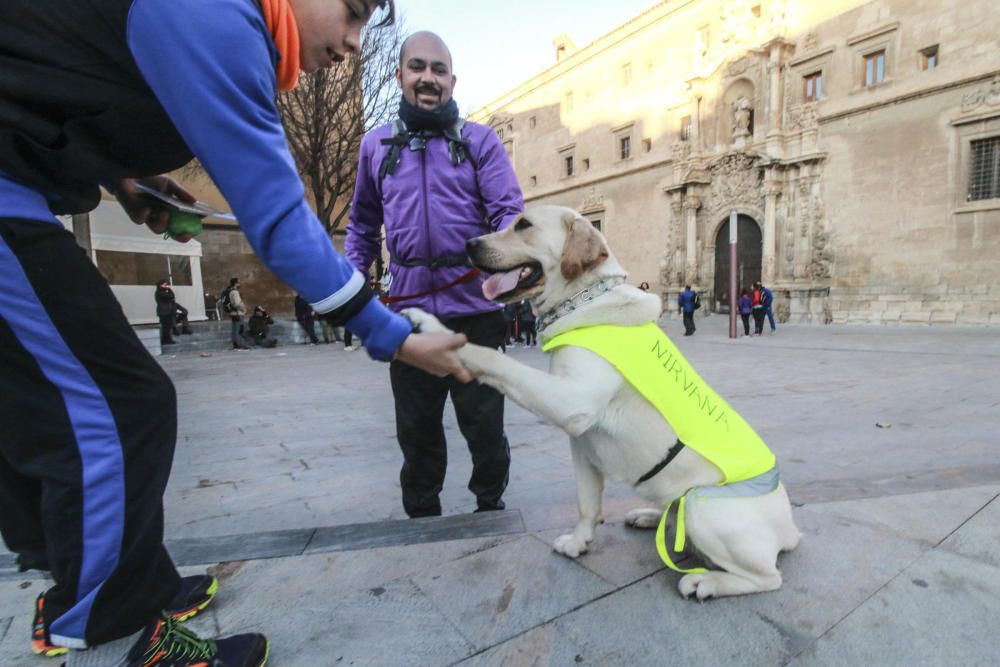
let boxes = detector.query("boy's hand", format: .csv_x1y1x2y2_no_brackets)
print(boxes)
396,332,473,383
113,176,197,240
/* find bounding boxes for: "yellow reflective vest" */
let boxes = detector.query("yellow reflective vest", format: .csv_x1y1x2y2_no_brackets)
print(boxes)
543,322,774,484
543,322,777,573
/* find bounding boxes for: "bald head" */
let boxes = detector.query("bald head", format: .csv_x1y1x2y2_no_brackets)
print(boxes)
399,31,452,69
396,30,457,110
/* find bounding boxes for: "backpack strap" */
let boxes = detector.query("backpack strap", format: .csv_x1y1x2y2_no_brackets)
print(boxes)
378,118,474,184
378,119,410,181
443,118,471,168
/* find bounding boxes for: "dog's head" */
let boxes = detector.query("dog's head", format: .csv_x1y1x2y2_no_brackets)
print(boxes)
467,205,612,304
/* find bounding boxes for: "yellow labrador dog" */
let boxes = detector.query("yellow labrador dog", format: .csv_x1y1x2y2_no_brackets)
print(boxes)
405,205,800,600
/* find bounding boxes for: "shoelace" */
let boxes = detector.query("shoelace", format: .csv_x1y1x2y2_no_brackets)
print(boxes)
143,615,216,664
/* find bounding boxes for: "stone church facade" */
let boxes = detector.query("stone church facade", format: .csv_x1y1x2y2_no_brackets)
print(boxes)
469,0,1000,325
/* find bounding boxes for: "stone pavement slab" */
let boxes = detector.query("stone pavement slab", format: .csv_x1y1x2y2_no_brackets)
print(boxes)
791,549,1000,667
458,486,1000,667
411,536,616,652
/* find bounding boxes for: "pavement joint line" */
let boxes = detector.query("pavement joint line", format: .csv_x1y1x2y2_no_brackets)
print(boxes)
786,464,1000,506
784,491,1000,665
784,530,944,664
931,489,1000,549
446,568,666,667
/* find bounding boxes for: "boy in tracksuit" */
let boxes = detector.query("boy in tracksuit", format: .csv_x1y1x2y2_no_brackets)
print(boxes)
0,2,472,666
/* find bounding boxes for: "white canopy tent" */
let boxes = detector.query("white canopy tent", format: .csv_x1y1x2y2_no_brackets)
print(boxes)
61,200,207,325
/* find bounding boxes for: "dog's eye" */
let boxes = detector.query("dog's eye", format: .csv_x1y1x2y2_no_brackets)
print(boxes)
514,219,533,232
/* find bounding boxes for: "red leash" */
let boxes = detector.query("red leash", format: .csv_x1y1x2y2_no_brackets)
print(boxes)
379,268,482,305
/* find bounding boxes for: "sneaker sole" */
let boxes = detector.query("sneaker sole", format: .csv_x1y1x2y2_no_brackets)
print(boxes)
168,576,219,622
31,641,67,657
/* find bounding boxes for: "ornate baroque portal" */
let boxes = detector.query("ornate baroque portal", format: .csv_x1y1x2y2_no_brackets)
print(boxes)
660,38,832,323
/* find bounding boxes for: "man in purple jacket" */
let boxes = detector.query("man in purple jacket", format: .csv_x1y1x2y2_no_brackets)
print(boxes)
347,31,524,518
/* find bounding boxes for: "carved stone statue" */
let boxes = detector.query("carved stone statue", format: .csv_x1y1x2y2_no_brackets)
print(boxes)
733,96,752,139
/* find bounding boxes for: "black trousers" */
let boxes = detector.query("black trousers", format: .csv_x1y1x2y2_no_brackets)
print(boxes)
0,219,180,647
753,308,766,334
682,311,696,335
522,321,537,346
389,310,510,517
741,313,751,336
159,313,175,344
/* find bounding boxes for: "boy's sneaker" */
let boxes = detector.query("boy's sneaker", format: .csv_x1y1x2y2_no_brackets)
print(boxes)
127,613,268,667
31,575,219,657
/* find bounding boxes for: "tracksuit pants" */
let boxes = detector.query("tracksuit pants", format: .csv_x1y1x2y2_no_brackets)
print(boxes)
0,218,180,648
389,310,511,518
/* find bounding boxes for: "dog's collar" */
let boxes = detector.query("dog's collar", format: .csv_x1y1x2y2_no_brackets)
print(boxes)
636,440,685,485
537,275,627,333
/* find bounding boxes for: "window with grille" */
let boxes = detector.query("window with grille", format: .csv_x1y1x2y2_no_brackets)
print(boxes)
804,71,823,102
680,116,692,141
620,136,632,160
863,50,885,88
968,137,1000,201
565,155,574,177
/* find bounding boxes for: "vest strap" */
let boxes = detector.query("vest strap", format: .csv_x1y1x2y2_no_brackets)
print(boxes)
636,439,685,485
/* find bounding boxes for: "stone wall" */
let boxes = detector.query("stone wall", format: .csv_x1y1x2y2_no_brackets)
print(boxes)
199,226,348,317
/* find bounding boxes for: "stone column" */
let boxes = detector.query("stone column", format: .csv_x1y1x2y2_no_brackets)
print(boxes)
767,48,783,136
763,177,781,283
683,196,701,285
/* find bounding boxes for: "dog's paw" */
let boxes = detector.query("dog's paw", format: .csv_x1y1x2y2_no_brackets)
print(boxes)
400,308,451,334
624,508,662,529
456,342,498,376
678,573,717,602
553,533,590,558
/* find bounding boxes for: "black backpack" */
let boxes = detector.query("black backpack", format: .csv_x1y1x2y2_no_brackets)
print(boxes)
693,292,702,310
218,287,235,315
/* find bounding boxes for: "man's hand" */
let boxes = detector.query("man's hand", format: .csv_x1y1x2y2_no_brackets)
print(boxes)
395,332,473,383
113,176,197,241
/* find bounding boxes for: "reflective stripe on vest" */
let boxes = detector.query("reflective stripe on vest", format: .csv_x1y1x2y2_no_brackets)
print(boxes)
542,322,774,485
654,467,781,573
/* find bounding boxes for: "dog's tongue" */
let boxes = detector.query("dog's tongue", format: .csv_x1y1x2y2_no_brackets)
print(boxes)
482,269,522,301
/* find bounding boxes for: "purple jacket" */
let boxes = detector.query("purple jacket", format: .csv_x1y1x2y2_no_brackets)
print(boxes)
346,120,524,320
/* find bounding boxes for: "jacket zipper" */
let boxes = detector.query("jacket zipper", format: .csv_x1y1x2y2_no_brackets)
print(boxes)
419,147,437,314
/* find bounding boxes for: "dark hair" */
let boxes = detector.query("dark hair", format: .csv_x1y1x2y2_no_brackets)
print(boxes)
685,285,691,290
368,0,395,28
229,277,239,287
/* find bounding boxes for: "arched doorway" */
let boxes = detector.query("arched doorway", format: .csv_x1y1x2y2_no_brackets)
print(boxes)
713,214,762,313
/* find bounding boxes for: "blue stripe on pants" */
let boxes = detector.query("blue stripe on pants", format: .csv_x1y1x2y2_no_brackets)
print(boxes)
0,235,124,648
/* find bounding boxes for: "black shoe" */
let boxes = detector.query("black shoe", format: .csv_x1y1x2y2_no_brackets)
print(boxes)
127,613,269,667
16,551,50,573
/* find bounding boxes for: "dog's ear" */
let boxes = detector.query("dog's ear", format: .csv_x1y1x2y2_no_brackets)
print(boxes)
560,211,609,281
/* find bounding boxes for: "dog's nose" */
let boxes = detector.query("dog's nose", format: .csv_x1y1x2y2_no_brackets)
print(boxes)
466,238,481,251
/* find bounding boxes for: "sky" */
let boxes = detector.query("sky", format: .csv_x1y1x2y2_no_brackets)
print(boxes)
391,0,664,113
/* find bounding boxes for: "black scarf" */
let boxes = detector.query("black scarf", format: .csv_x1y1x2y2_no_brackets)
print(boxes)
397,96,460,133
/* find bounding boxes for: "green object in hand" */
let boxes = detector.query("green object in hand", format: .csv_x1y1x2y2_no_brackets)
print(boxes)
164,212,204,240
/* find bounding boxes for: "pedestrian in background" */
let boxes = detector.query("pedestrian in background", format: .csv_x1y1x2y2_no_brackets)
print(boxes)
739,289,752,337
752,282,766,335
678,285,698,336
154,278,177,346
294,293,320,345
519,300,537,347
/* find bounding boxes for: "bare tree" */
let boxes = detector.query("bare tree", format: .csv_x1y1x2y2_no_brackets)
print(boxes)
277,19,404,234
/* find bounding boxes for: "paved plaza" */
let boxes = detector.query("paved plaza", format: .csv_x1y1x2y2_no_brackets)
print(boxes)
2,314,999,666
